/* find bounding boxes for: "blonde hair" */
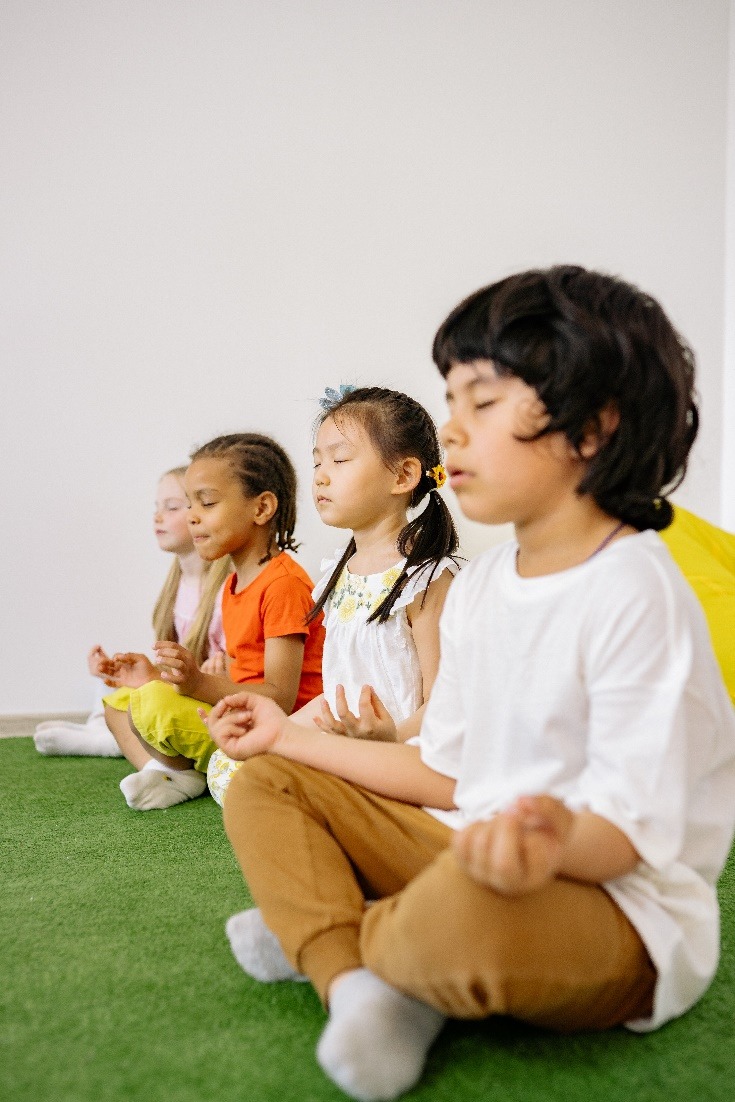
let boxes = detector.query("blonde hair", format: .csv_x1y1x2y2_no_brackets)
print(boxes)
150,467,232,666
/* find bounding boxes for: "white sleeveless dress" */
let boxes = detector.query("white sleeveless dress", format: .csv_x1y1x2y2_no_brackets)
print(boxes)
314,550,461,722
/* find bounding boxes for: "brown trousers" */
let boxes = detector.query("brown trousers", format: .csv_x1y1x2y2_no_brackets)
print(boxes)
223,757,655,1030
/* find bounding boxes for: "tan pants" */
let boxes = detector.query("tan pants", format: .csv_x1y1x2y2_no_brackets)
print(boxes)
223,757,655,1030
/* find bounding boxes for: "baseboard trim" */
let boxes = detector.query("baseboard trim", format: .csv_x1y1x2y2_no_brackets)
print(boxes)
0,714,88,739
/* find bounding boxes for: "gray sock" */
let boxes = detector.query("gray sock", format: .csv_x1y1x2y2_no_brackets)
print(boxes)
316,968,445,1101
225,908,307,982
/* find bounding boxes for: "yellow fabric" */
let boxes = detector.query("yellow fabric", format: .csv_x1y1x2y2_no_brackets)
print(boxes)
660,507,735,705
101,687,132,712
128,680,213,773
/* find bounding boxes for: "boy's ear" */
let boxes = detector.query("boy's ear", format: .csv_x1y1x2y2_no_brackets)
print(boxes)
578,402,620,459
253,491,279,526
391,456,423,496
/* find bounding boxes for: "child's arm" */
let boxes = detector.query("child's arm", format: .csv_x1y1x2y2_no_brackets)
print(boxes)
289,694,326,728
204,690,457,808
155,635,306,713
453,795,640,895
407,566,454,712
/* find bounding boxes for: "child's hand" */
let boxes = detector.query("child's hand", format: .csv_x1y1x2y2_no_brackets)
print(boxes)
453,795,575,896
109,652,160,689
88,645,113,681
313,684,398,742
154,641,201,696
202,693,288,760
200,651,228,676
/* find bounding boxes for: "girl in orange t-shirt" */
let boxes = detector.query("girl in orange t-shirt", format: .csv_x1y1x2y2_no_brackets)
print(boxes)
107,433,325,812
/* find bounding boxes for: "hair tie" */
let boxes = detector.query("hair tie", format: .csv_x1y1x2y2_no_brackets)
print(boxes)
427,464,447,489
318,384,356,412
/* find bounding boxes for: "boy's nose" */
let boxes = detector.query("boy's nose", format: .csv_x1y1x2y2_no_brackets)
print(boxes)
439,416,463,447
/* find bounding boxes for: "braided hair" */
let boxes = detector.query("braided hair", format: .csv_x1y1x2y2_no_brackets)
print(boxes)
308,387,459,625
189,433,300,558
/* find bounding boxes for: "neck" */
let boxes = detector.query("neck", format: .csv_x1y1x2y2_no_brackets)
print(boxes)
177,548,205,581
230,533,276,593
349,511,408,574
515,499,630,578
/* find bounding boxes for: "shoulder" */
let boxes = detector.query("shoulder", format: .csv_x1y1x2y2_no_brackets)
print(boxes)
396,556,463,617
588,530,698,615
311,547,349,604
580,530,720,677
262,552,315,593
444,542,513,601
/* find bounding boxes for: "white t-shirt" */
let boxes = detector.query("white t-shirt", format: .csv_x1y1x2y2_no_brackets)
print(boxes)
419,531,735,1031
313,552,460,722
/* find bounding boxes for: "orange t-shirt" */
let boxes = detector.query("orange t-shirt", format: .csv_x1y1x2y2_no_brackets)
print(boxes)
221,551,324,711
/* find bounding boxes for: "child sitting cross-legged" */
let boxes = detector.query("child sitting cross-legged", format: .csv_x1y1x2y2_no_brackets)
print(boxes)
108,433,325,812
210,387,461,976
34,466,230,758
205,267,735,1102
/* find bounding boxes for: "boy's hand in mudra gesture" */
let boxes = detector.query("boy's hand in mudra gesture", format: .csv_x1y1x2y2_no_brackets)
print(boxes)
203,692,288,760
453,795,575,896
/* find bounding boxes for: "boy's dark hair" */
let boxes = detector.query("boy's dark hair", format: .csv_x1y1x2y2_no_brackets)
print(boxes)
190,433,299,554
308,387,460,624
432,265,699,531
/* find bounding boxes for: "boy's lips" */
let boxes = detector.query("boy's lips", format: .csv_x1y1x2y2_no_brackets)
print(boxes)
448,467,472,488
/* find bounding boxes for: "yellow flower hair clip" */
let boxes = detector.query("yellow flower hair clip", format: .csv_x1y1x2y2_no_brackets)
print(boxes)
427,464,447,490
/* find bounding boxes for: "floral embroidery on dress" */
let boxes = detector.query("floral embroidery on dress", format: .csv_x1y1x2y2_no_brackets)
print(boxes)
207,748,243,808
332,564,404,623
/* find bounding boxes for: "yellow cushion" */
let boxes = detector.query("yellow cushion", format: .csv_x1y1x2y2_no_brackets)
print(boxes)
661,507,735,705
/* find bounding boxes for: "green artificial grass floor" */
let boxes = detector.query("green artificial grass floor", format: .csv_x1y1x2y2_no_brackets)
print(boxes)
2,736,734,1102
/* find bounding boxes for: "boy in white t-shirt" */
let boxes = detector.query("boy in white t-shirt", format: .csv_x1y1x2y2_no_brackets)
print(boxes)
205,266,735,1101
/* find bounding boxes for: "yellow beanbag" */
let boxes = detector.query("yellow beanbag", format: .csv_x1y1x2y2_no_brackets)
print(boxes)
661,506,735,705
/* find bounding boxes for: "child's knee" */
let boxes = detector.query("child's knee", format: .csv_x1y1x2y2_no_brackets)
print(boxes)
223,755,294,823
360,849,521,996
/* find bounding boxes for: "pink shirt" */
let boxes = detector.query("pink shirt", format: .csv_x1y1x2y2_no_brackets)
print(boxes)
173,575,226,655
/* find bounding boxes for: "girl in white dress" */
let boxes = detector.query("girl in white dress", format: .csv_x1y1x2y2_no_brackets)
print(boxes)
207,386,461,807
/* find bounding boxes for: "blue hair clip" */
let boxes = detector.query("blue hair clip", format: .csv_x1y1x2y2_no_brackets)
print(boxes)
318,384,356,412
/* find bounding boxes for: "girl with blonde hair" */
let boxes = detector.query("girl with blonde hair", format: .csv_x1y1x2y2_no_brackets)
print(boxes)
34,466,231,756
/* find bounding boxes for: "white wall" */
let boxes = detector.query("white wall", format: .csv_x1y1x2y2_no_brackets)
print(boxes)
1,0,731,713
723,0,735,528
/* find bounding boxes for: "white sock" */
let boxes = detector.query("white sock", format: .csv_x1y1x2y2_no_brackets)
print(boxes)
34,714,123,757
225,909,307,982
317,968,445,1101
119,759,207,810
35,720,88,734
